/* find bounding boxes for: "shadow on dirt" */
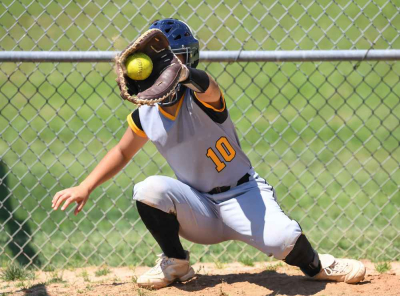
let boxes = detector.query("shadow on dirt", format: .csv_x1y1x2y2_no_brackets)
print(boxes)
173,270,327,295
22,283,49,295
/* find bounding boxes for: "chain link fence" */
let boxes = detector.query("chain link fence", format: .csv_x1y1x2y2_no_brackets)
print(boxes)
0,0,399,270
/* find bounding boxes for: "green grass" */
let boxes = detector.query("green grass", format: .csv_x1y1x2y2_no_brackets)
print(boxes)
95,265,111,277
14,280,37,290
265,262,284,272
0,0,399,269
214,260,226,269
136,287,151,296
131,274,138,283
239,256,255,267
79,270,90,282
0,263,36,282
46,270,65,284
375,261,391,273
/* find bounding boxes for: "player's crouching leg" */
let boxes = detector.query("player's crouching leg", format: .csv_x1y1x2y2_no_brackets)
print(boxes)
284,234,366,284
133,176,195,288
133,175,178,214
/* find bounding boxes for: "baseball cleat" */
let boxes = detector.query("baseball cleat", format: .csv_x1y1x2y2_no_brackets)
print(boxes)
137,251,195,289
312,254,366,284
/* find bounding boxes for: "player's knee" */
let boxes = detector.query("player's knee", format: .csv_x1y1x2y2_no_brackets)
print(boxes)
283,233,321,277
133,175,176,214
266,219,302,260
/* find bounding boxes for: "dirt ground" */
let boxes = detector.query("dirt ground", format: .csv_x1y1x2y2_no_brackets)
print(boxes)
1,260,399,296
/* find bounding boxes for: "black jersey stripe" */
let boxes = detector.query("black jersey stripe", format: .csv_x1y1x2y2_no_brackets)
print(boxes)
127,109,147,138
132,109,143,130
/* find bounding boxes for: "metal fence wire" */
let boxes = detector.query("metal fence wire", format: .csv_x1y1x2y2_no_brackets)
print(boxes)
0,0,399,270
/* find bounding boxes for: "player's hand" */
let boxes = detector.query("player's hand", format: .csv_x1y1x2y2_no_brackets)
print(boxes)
179,64,189,82
51,185,90,215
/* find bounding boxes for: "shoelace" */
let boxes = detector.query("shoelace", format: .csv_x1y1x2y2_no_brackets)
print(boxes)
150,255,173,272
323,260,349,275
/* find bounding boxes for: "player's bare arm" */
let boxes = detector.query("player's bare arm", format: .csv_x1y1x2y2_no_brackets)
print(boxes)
52,128,147,215
195,74,221,107
178,61,222,108
178,60,222,109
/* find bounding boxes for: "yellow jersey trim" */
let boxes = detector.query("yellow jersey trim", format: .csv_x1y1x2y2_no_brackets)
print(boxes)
158,93,185,121
194,91,226,112
127,113,147,138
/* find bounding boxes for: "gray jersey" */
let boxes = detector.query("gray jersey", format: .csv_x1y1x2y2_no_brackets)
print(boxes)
130,88,252,193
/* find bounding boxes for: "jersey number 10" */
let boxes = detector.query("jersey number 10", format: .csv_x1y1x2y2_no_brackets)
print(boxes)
206,136,236,172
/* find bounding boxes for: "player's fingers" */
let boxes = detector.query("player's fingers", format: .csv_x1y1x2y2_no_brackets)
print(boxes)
52,190,66,206
74,204,79,216
74,200,86,216
61,196,76,211
52,189,69,206
53,192,70,210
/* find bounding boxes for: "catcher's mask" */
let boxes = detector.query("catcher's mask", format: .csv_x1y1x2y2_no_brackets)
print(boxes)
150,18,200,107
150,18,199,68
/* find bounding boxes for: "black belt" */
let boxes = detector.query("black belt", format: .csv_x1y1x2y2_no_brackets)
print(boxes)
208,173,250,194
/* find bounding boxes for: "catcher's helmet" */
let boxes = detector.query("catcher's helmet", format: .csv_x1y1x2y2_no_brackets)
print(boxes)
149,18,199,107
150,18,199,69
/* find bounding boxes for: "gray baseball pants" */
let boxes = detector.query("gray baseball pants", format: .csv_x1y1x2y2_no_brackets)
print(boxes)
133,172,302,260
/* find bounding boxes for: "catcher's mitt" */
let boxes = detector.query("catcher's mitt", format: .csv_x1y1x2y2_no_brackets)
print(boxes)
115,29,183,106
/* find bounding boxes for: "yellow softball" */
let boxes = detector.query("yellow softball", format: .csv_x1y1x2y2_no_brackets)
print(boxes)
125,53,153,80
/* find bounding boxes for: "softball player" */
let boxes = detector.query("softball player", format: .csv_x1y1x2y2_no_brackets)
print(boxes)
52,18,366,289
